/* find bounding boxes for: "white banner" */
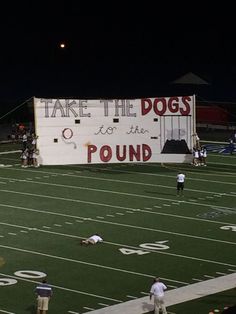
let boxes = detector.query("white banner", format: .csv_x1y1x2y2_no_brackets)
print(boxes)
34,96,195,165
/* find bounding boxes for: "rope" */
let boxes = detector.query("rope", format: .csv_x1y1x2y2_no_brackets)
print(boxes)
0,97,33,121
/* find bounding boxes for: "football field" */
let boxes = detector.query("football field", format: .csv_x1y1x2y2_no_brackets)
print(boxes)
0,146,235,314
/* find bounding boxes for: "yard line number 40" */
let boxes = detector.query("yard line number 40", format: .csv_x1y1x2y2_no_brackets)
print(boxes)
119,240,170,255
0,241,171,286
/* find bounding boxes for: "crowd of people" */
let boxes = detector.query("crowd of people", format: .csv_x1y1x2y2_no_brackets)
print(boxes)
20,132,39,168
192,146,207,166
7,122,40,168
190,133,207,166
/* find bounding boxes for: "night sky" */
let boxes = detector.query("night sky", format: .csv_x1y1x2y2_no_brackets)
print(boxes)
0,2,236,112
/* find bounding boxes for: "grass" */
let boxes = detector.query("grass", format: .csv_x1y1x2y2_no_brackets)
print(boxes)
0,145,235,314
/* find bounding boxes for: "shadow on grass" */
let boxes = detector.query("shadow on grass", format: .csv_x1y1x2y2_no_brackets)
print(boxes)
25,304,36,314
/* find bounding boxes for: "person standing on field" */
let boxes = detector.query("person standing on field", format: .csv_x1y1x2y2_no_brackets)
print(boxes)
177,172,185,196
150,277,167,314
35,278,53,314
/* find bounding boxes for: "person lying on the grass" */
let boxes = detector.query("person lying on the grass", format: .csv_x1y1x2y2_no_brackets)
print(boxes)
80,234,103,245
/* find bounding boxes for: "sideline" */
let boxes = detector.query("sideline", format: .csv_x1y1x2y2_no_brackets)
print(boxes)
84,273,236,314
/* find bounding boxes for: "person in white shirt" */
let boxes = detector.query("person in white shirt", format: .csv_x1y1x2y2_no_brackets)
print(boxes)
150,277,167,314
20,149,28,168
177,172,185,196
201,147,207,166
32,149,40,168
192,148,199,166
80,234,103,246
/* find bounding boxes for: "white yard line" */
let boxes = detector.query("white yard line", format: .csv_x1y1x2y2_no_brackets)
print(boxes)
126,295,138,299
1,188,236,220
84,273,236,314
75,164,236,180
0,218,236,267
0,243,189,284
97,303,109,307
3,160,236,180
0,204,235,248
0,150,21,155
0,230,235,278
2,168,236,194
0,272,122,303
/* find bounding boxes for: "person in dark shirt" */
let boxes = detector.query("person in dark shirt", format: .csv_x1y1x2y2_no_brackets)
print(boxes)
35,278,53,314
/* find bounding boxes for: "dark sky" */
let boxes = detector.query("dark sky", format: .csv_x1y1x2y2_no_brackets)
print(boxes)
0,2,236,110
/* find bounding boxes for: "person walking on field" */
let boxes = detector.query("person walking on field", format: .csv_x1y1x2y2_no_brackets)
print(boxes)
177,172,185,196
35,278,53,314
150,277,167,314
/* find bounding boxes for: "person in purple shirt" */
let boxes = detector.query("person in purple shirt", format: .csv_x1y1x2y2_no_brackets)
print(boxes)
35,278,53,314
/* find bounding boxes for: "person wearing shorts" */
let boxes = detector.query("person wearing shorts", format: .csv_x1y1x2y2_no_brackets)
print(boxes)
35,278,53,314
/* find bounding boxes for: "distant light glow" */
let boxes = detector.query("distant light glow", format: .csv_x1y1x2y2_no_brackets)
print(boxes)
60,43,65,48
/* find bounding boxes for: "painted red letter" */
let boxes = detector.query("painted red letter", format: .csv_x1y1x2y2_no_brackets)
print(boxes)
88,145,97,163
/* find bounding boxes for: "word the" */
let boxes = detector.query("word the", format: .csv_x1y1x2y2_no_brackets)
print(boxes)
126,125,149,134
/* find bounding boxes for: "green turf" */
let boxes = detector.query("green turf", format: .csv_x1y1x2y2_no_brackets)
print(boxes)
0,147,235,313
